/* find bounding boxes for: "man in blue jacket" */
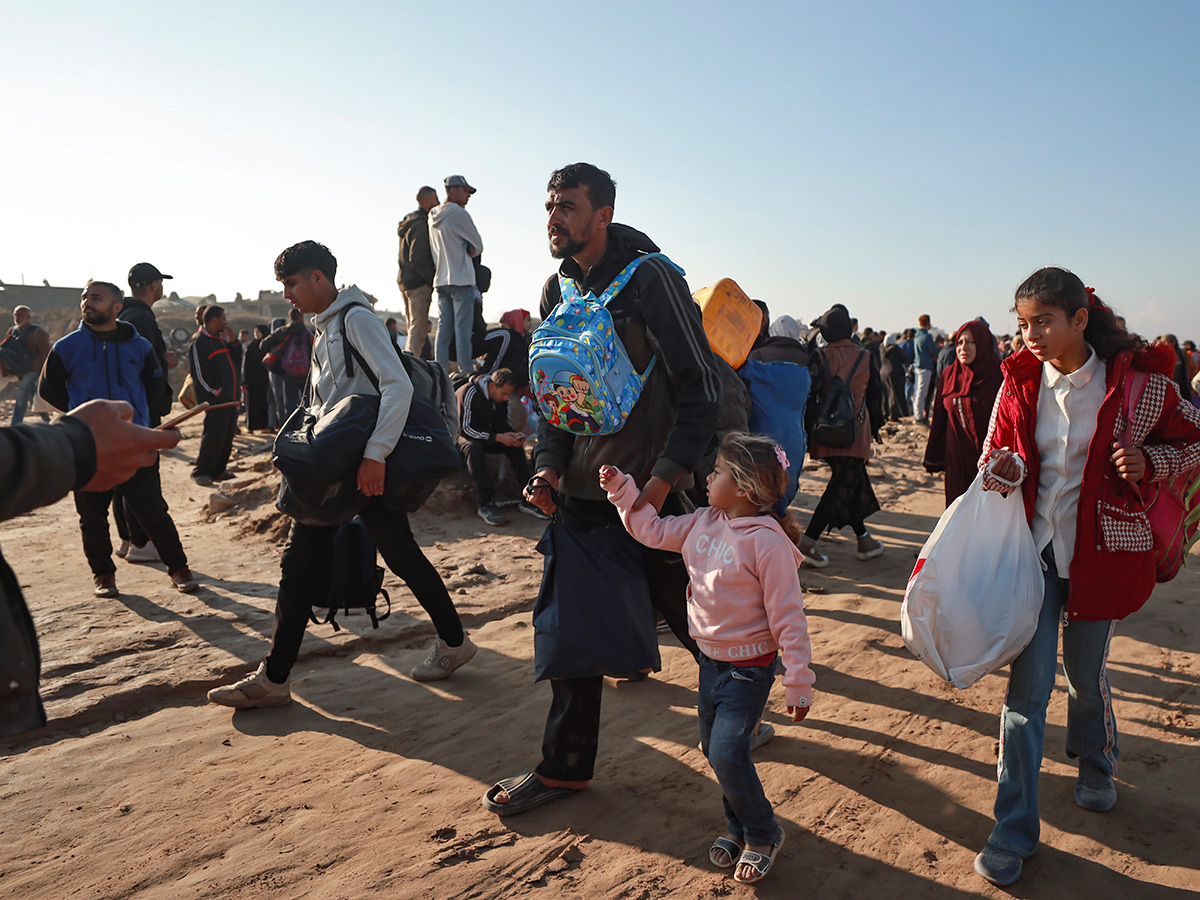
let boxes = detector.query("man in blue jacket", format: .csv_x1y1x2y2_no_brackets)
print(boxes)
913,314,939,424
39,281,198,597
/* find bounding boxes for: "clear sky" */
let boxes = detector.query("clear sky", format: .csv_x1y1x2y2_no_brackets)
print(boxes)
3,0,1197,342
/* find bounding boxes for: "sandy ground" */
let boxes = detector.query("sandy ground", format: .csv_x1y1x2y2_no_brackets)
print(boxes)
1,416,1198,900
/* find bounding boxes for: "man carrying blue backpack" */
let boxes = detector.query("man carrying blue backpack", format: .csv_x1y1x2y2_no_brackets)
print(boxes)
483,162,721,816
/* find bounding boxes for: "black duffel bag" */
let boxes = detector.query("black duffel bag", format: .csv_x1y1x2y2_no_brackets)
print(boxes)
273,305,461,526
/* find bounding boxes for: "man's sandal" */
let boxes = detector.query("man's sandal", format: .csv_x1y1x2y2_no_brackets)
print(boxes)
733,831,785,884
482,771,582,817
708,835,744,869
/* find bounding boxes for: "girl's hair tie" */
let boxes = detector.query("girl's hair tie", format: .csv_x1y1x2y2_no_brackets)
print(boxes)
1085,286,1097,308
774,445,790,470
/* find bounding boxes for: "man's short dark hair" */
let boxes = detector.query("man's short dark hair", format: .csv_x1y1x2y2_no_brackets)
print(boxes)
86,280,123,302
547,163,616,211
416,185,437,204
288,306,303,322
203,304,225,325
274,240,337,283
385,317,397,328
491,367,516,388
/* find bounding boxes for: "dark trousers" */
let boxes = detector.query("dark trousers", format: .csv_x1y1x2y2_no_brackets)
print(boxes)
194,406,238,477
535,493,699,783
74,463,188,576
112,456,163,547
264,501,464,683
459,438,531,505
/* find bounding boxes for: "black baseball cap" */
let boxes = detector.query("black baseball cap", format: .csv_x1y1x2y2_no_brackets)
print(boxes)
128,262,173,288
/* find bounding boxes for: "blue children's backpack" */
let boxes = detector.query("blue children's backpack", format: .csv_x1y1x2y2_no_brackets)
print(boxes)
529,253,682,436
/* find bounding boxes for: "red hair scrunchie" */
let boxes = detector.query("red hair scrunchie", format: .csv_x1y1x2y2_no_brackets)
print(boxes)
1085,286,1097,308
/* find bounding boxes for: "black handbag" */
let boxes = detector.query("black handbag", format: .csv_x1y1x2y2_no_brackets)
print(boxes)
532,520,661,681
273,305,461,525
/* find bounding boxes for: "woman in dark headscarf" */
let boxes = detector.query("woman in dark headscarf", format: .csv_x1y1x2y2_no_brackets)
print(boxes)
922,319,1003,504
241,323,272,432
878,333,911,421
800,305,885,566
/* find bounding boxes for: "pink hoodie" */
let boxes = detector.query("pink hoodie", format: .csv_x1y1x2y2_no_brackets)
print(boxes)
606,470,815,708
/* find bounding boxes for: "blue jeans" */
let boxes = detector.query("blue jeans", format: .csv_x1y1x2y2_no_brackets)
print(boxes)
698,654,782,846
11,371,42,425
435,284,479,374
989,546,1118,857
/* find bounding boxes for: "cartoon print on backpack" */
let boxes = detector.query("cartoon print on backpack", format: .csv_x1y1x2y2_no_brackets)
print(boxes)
528,252,681,436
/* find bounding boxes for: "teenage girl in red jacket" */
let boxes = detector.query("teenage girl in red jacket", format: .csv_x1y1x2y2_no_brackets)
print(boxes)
972,267,1200,887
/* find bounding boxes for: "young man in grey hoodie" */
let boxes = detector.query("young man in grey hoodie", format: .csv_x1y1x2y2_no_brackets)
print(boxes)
208,241,475,709
429,174,484,375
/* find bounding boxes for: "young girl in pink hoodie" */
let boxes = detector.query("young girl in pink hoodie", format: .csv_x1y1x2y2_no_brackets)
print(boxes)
601,432,814,885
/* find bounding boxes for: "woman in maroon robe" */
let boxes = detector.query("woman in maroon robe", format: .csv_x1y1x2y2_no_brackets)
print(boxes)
923,319,1003,505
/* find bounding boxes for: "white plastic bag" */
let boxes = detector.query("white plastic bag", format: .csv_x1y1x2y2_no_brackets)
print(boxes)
901,472,1044,688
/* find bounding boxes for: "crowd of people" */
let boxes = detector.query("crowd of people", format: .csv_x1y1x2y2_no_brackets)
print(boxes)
2,161,1200,889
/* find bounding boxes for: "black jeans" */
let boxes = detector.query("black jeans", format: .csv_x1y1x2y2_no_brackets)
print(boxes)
459,438,531,506
194,406,238,477
264,501,464,683
534,493,698,783
74,463,188,576
112,455,161,547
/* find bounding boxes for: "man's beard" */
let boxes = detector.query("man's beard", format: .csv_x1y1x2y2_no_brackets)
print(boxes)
549,228,586,260
83,310,112,326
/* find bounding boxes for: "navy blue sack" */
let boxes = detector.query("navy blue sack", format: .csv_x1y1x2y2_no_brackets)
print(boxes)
739,358,812,504
532,521,661,681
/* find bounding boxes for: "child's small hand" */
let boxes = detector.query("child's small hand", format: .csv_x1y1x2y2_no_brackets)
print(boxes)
598,465,619,490
1111,442,1147,483
788,705,809,723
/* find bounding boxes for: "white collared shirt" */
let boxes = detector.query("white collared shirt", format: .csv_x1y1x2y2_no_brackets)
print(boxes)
1032,345,1106,576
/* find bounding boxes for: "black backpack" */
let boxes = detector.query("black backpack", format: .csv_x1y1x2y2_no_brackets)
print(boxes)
312,517,391,631
0,327,36,377
809,349,866,447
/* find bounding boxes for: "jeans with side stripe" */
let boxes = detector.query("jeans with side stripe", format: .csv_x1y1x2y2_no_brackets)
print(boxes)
989,546,1118,858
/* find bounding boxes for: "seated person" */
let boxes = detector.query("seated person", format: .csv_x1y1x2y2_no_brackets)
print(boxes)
456,367,547,526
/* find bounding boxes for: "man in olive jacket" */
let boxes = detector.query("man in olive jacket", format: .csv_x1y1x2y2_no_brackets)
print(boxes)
397,185,438,356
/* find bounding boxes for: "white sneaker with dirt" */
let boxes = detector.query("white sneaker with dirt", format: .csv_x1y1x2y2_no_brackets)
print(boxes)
798,535,830,568
125,543,161,563
856,535,884,560
116,540,132,559
411,634,478,682
207,662,292,708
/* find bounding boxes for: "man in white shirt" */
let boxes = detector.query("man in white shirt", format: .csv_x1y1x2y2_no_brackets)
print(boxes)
429,175,484,375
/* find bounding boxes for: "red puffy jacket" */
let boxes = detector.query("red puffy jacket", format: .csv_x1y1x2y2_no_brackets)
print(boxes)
979,343,1200,622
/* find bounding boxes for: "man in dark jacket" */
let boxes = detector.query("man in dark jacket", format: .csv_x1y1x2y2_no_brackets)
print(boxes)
456,368,543,526
189,304,240,485
39,281,197,597
0,399,182,737
258,306,312,419
484,163,720,817
397,185,438,355
111,262,178,561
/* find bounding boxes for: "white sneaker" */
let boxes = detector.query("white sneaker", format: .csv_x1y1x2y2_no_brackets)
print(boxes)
126,543,161,563
411,634,478,682
116,540,132,559
207,662,292,708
